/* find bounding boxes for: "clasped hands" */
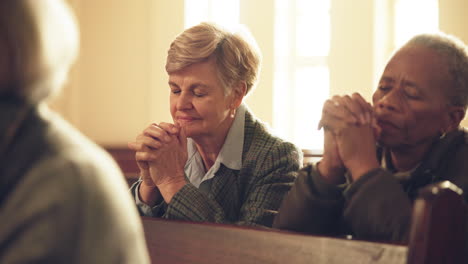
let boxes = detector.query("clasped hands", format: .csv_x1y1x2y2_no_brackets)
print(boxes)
128,122,188,204
318,93,381,185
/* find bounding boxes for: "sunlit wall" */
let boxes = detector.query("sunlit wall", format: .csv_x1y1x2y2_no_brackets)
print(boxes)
51,0,468,147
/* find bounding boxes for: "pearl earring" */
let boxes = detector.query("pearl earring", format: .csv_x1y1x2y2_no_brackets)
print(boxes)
440,133,446,139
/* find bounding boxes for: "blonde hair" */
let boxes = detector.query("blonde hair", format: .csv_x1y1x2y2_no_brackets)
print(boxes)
405,33,468,110
0,0,79,104
166,22,261,96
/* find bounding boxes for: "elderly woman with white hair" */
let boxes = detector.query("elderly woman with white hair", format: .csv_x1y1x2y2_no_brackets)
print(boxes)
274,32,468,244
128,22,302,227
0,0,149,263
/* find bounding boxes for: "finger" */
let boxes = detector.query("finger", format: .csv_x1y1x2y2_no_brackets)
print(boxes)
143,124,172,143
135,151,157,162
338,95,366,125
158,122,179,135
373,120,382,139
128,141,138,151
351,93,373,123
351,93,373,112
137,160,149,170
132,135,164,150
319,113,349,133
322,99,359,125
177,125,188,151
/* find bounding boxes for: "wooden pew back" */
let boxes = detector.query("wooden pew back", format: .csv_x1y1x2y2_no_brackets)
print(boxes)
141,181,467,264
141,217,407,264
407,181,467,264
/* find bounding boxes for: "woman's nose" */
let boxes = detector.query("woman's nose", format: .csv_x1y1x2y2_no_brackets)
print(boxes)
376,90,401,112
176,92,193,110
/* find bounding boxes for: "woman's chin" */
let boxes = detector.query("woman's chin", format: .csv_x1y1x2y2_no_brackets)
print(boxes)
377,133,402,148
183,127,201,139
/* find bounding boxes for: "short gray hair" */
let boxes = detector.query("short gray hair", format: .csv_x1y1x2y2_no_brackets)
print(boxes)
0,0,79,104
405,33,468,109
166,22,261,96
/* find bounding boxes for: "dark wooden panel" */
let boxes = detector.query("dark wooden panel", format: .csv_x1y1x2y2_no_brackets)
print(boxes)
302,149,323,165
141,217,407,264
407,181,467,264
103,146,139,185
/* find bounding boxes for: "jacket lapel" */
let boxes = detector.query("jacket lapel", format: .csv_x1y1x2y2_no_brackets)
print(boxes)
210,164,241,221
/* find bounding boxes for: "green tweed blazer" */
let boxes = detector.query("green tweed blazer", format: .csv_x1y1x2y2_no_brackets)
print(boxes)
131,109,302,227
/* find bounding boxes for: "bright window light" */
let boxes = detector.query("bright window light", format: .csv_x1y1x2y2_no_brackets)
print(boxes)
394,0,439,47
273,0,330,151
293,66,328,150
185,0,239,29
295,0,330,57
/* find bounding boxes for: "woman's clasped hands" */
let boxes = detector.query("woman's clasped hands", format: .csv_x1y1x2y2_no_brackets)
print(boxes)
318,93,381,183
128,122,188,204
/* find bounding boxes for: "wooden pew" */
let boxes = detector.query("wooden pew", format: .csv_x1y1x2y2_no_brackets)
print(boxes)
141,217,407,264
407,181,467,264
141,181,466,264
105,146,467,262
104,146,140,186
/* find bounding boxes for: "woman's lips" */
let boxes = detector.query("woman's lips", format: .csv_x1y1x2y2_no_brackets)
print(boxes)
377,119,399,131
176,116,199,124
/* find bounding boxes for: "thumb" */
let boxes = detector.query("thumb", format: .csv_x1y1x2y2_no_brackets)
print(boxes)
177,126,188,150
372,118,382,139
137,160,149,170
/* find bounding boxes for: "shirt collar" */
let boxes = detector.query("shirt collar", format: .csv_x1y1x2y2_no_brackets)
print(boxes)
216,103,245,170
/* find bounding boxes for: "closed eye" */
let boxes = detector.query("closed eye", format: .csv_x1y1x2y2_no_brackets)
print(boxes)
193,92,206,97
404,89,422,100
378,85,391,92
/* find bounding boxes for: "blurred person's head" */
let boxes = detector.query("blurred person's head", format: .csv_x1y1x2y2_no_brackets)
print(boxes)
373,32,468,150
0,0,79,104
165,22,262,139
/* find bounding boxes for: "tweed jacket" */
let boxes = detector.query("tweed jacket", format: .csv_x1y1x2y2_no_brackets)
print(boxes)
274,128,468,243
131,109,302,227
0,102,149,263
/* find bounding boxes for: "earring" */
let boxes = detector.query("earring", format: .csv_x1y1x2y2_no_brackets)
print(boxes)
440,130,447,139
230,109,236,118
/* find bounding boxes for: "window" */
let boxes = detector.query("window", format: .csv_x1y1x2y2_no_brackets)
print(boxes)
273,0,331,151
184,0,239,28
183,0,439,153
394,0,439,47
273,0,439,151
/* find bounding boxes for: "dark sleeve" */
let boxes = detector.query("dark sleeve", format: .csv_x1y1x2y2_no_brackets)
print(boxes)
162,141,302,227
273,163,347,235
343,168,412,242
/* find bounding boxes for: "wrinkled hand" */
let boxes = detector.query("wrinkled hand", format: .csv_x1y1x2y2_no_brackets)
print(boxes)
317,130,346,185
319,93,380,181
128,122,188,202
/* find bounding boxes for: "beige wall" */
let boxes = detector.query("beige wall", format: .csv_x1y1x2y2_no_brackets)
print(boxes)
439,0,468,127
241,0,275,124
330,0,375,101
50,0,468,146
52,0,184,145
